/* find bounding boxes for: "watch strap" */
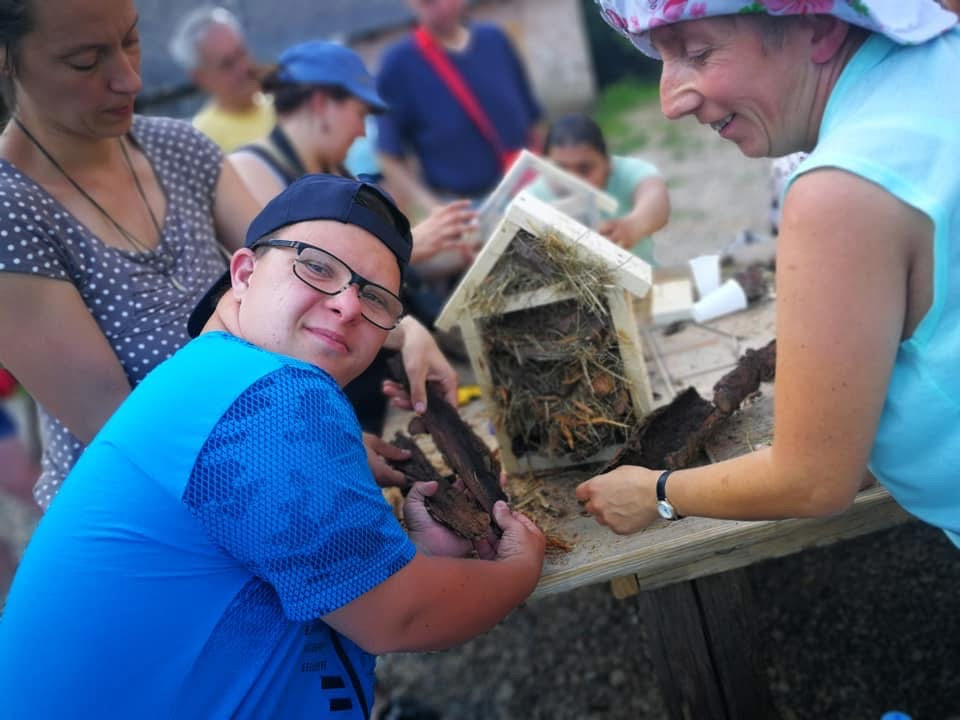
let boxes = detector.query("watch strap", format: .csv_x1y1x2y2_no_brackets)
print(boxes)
656,470,683,519
656,470,672,502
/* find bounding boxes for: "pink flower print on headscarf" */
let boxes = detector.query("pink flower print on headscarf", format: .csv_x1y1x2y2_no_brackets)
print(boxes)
649,0,689,28
662,0,689,21
761,0,836,13
600,6,630,31
592,0,957,58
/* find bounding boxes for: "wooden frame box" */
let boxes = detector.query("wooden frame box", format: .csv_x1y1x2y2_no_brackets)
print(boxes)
437,192,654,474
474,149,618,246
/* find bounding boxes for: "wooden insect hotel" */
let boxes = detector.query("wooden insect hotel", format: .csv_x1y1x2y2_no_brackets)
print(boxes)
435,192,654,474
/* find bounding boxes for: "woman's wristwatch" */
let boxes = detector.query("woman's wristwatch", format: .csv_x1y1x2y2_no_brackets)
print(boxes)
656,470,683,521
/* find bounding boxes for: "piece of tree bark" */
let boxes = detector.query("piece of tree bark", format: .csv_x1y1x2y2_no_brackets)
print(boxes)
663,409,728,469
390,432,494,539
603,387,715,471
387,356,507,537
605,340,778,473
414,383,507,516
712,340,776,414
423,477,495,540
733,265,769,303
390,432,444,487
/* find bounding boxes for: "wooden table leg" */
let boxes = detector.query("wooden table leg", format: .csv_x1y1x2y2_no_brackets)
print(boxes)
636,568,780,720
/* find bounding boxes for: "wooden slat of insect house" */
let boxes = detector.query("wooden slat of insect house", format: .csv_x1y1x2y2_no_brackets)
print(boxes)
473,149,619,244
436,192,654,475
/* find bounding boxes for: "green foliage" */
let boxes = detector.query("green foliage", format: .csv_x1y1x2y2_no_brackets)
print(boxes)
848,0,870,15
593,77,659,154
592,78,706,162
660,120,702,161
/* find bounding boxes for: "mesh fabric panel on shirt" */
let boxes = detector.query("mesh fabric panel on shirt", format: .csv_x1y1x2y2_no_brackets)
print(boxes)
183,364,414,620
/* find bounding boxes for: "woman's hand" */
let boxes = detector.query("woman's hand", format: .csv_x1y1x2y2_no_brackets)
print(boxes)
384,317,458,413
410,200,478,265
575,465,660,534
363,432,411,488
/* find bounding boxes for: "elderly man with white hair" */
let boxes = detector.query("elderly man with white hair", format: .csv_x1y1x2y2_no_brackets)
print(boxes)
169,5,275,151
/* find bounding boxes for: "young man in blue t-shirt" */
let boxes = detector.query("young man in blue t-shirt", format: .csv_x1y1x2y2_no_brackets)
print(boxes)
0,175,545,719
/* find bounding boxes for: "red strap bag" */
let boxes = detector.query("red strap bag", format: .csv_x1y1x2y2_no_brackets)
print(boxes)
413,27,522,173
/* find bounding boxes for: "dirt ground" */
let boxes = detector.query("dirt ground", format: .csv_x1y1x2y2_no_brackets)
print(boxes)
374,104,960,720
634,108,774,265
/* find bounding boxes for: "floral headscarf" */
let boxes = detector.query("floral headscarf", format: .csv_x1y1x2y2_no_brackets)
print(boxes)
594,0,958,57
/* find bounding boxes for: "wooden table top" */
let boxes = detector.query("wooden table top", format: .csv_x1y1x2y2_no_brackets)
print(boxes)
384,296,912,600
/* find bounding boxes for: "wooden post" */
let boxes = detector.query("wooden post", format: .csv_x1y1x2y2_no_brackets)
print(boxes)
637,568,780,720
609,574,640,600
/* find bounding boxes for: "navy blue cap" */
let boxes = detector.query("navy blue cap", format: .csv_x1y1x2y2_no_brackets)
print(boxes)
187,174,412,338
276,40,387,113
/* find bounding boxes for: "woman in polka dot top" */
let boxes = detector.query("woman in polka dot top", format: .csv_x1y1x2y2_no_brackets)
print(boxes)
0,0,460,511
0,0,260,508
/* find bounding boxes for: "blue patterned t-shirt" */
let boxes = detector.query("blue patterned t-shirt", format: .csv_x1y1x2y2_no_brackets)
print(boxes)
0,332,416,718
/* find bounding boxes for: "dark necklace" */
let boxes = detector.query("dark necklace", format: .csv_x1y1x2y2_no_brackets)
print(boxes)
13,118,187,292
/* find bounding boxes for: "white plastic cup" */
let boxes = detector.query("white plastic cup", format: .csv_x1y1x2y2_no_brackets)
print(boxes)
691,278,748,323
688,253,721,299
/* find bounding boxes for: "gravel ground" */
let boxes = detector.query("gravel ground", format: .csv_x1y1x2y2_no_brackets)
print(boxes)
376,522,960,720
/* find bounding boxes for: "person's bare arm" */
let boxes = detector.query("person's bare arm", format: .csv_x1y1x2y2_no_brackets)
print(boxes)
213,159,263,252
628,175,671,237
597,176,670,249
578,169,920,532
228,151,288,209
0,275,130,444
378,153,441,214
323,501,544,654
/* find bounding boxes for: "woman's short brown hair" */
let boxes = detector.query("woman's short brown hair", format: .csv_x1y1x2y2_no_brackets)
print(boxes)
0,0,35,113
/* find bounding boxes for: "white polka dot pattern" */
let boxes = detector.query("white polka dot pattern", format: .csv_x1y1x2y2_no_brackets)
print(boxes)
0,116,227,508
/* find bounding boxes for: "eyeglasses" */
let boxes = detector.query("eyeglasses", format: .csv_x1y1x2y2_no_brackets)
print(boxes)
252,238,404,330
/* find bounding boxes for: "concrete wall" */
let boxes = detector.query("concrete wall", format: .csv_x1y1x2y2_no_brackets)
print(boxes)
481,0,597,115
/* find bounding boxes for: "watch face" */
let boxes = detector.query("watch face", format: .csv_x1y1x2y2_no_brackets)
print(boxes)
657,500,675,520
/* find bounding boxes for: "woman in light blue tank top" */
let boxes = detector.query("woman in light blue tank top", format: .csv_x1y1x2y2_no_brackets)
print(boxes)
575,1,960,547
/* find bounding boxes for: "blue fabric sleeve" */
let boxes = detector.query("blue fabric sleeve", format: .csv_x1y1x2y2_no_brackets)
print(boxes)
0,405,15,438
183,364,415,621
375,43,411,158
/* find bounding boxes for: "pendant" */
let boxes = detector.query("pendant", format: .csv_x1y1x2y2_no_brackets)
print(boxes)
170,275,188,293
